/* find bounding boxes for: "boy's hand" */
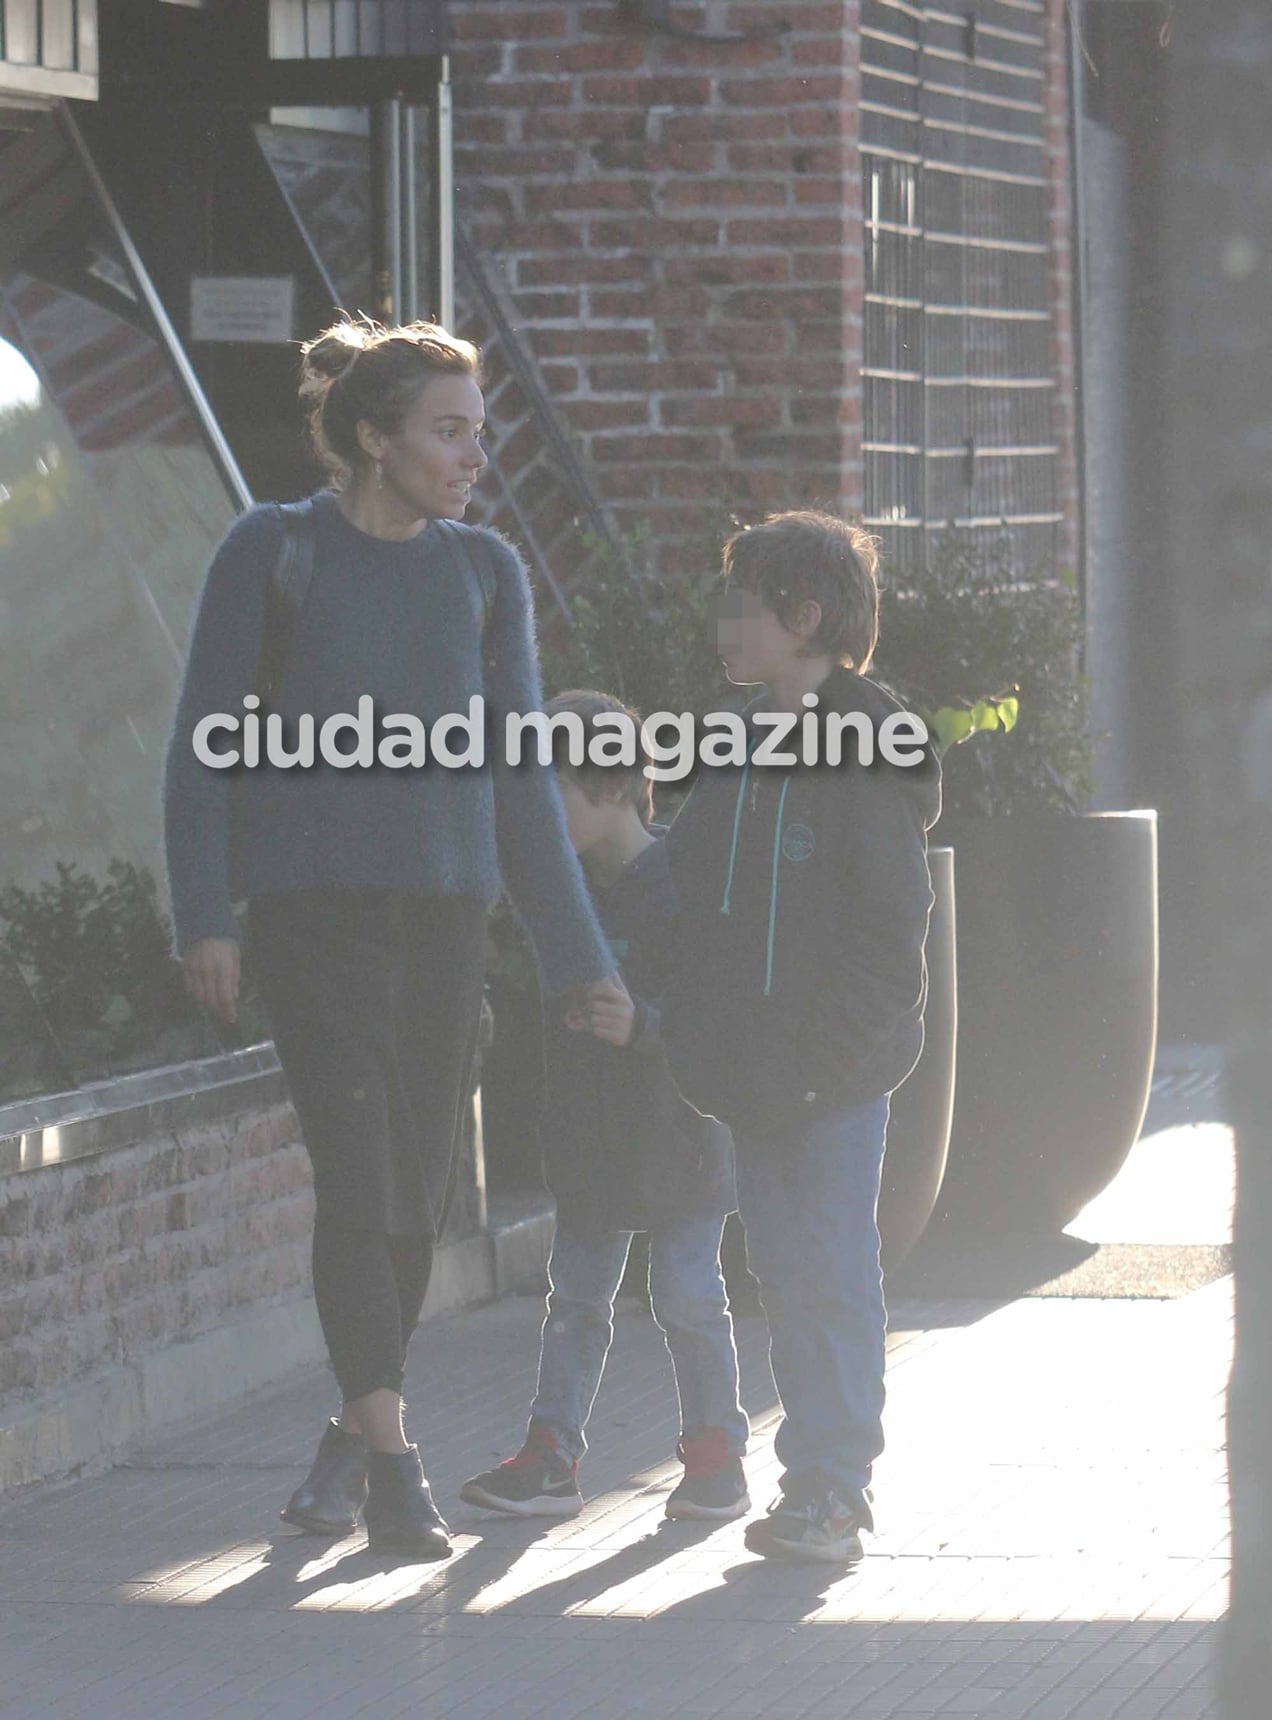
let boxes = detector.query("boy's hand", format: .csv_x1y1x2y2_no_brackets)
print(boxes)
580,975,637,1047
561,971,625,1033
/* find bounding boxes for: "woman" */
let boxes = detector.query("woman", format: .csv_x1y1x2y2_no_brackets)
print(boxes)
164,319,614,1559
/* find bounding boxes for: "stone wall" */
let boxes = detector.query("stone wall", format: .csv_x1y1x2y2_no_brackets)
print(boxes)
0,1107,311,1408
0,1105,319,1488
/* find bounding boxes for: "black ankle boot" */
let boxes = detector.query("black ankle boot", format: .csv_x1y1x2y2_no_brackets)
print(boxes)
280,1418,369,1536
364,1446,452,1559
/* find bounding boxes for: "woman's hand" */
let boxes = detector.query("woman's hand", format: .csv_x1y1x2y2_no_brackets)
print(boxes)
181,937,241,1025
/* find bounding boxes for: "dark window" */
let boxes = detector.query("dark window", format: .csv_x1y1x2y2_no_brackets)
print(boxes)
0,111,242,1103
268,1,444,60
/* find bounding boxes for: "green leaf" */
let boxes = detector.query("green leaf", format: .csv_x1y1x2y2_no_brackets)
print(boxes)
928,706,975,752
996,696,1019,732
970,700,1000,732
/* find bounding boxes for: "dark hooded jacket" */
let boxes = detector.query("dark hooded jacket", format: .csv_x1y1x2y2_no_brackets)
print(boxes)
662,668,941,1138
541,836,735,1232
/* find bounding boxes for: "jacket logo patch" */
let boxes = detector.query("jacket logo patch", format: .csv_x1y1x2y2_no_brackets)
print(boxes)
781,823,815,862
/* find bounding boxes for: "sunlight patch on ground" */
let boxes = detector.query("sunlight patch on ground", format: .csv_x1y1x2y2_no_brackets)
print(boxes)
1066,1123,1233,1246
127,1541,273,1603
555,1550,1231,1625
463,1545,630,1614
563,1552,734,1618
290,1550,470,1611
294,1541,360,1584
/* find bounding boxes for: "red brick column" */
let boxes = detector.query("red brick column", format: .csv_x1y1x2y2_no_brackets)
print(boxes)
451,1,865,573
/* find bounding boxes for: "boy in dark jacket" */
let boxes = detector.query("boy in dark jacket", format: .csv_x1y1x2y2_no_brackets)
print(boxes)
461,692,749,1522
662,512,940,1565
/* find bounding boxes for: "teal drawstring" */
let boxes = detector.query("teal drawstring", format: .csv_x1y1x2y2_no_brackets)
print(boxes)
719,759,750,914
718,756,790,992
763,778,791,996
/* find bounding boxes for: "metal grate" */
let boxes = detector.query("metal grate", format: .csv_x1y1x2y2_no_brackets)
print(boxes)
861,0,1060,575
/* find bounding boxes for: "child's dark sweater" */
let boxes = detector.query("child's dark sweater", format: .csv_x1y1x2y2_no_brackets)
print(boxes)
541,837,735,1233
663,667,941,1136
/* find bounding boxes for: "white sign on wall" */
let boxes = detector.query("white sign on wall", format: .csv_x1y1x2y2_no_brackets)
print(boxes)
190,276,296,344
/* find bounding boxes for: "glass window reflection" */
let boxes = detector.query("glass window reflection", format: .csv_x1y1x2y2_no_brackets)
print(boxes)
0,113,244,1104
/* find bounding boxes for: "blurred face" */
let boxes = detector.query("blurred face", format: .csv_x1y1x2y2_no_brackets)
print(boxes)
365,373,488,520
557,774,611,859
714,585,807,686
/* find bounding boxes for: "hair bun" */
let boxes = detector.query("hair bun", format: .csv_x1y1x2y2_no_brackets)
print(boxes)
299,319,383,393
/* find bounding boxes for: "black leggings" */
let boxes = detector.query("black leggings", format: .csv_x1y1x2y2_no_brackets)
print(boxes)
250,890,488,1402
312,1219,434,1400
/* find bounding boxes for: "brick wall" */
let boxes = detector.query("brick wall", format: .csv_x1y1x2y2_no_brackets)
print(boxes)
450,0,866,576
0,1106,312,1409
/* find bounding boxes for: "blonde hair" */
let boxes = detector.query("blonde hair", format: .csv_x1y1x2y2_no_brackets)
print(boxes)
298,315,482,485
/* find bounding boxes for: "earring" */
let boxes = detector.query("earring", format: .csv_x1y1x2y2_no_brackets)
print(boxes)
374,459,384,490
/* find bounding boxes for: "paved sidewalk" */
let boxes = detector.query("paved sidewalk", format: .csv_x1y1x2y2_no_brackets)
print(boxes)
0,1121,1231,1719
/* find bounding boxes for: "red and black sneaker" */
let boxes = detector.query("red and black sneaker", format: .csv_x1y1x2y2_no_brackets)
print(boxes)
665,1428,751,1521
459,1421,583,1518
743,1478,873,1564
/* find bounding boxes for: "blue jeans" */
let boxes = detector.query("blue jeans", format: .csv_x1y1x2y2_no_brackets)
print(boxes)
733,1095,890,1499
530,1217,749,1464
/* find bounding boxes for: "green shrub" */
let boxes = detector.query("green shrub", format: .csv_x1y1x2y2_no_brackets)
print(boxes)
537,520,731,724
873,536,1092,817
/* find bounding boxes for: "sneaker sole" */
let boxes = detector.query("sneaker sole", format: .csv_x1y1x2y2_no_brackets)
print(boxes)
458,1482,583,1519
665,1492,752,1522
744,1520,864,1565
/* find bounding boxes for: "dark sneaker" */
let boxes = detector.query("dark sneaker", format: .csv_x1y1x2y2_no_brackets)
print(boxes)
665,1428,751,1521
743,1481,873,1565
460,1423,583,1519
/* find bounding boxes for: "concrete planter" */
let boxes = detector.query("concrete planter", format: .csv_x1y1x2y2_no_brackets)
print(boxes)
880,846,957,1270
933,811,1159,1234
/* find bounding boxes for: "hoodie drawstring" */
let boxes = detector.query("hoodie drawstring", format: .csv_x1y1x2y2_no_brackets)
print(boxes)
719,758,750,915
763,778,790,996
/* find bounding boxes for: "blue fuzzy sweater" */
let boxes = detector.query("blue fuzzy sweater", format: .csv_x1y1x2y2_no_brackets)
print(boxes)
163,491,612,994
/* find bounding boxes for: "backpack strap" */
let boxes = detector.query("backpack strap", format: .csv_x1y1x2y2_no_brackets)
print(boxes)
434,519,501,678
469,530,499,636
435,518,498,635
254,498,317,710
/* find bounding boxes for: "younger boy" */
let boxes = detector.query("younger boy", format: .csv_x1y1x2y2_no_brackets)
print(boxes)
661,512,940,1565
461,691,749,1521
